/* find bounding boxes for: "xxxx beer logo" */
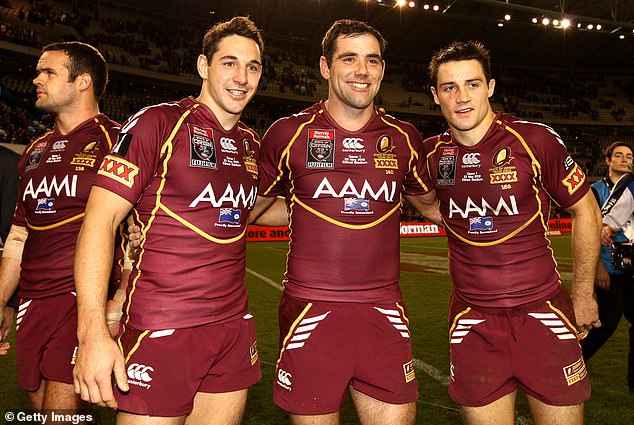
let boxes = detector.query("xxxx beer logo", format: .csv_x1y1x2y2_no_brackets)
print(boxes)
98,155,140,188
562,164,585,195
489,146,518,185
374,135,398,170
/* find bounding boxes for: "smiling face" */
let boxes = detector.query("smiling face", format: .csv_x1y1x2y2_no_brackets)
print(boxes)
431,59,496,145
320,33,385,113
32,50,80,114
197,34,262,129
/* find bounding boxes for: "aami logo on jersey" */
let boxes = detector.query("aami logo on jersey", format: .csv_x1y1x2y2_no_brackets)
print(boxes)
218,208,241,225
25,140,48,172
313,177,397,203
562,164,586,195
373,135,398,170
448,195,519,219
437,147,457,185
98,155,139,188
35,197,56,214
127,363,154,390
188,124,217,169
23,175,77,201
190,183,258,209
403,361,415,383
307,129,335,169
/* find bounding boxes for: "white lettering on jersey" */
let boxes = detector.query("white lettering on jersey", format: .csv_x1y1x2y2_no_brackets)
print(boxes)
23,175,78,200
312,177,397,202
448,195,519,218
189,184,258,209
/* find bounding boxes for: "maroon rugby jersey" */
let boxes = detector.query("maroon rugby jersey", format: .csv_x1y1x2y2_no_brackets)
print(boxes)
94,97,260,329
14,114,119,298
423,113,589,307
259,102,430,302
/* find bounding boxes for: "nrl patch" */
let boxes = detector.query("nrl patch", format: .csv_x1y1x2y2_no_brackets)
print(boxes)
25,140,47,172
563,356,587,386
307,129,335,168
562,163,586,195
243,139,258,177
188,124,217,169
437,146,457,185
403,360,415,383
373,135,398,169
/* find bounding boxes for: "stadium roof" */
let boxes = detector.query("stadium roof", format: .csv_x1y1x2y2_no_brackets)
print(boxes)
122,0,634,70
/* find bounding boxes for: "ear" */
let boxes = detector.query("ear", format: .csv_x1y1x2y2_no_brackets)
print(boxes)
197,54,209,80
319,56,330,80
380,60,386,81
430,86,440,105
76,73,92,93
487,78,496,98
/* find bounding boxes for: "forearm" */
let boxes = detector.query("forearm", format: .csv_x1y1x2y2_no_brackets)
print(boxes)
404,191,443,226
0,225,27,307
569,195,602,300
249,196,289,226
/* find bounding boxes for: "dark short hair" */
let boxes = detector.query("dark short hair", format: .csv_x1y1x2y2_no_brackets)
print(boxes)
605,141,633,159
202,16,264,61
321,19,387,67
428,40,491,88
42,41,108,99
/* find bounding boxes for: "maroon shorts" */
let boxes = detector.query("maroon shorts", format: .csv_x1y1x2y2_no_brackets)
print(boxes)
114,314,261,417
274,293,418,415
448,285,591,407
15,293,78,391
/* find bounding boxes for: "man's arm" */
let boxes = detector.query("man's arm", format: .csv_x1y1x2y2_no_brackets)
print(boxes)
73,186,132,408
404,190,443,226
565,190,602,333
249,196,289,226
0,225,27,349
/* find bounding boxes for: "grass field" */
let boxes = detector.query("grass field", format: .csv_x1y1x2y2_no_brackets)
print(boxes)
1,235,633,424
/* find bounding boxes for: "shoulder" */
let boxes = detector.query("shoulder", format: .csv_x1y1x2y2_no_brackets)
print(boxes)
378,112,420,137
120,101,184,134
264,105,319,139
500,114,561,140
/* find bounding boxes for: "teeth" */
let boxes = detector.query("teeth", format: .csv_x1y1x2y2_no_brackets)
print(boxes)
228,89,245,95
350,83,368,88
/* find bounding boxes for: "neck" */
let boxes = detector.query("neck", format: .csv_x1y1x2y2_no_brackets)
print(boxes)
196,95,238,131
323,98,373,132
55,101,100,135
451,110,496,147
609,171,627,184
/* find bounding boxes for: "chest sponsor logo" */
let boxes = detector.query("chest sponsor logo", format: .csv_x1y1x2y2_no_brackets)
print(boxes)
342,137,365,151
71,141,101,168
374,135,398,170
243,139,258,177
489,147,518,185
98,156,139,188
35,197,56,214
25,140,47,172
189,183,258,209
307,129,335,169
313,177,397,203
448,195,519,219
188,124,217,169
437,146,457,185
23,175,77,201
563,164,585,195
52,140,68,151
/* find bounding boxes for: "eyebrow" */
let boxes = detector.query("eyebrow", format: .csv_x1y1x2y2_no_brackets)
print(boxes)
439,77,483,87
218,55,262,67
336,52,382,60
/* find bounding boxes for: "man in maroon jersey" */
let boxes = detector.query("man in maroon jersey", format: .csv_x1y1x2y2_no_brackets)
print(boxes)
73,17,264,424
0,42,119,414
423,41,601,424
251,20,439,425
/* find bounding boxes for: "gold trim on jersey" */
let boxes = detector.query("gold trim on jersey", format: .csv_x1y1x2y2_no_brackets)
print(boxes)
396,302,410,325
159,203,247,244
24,131,53,155
124,329,151,363
276,302,313,368
449,306,471,335
26,212,85,230
546,300,578,338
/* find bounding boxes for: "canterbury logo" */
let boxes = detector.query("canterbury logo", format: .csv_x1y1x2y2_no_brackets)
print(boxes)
342,137,364,149
127,363,154,382
462,153,480,165
219,137,237,151
374,307,410,338
285,311,330,350
277,368,292,386
450,318,485,344
528,312,577,340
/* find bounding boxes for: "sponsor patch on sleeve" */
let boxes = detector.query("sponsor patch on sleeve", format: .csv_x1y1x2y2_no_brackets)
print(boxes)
562,163,586,195
98,155,140,188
